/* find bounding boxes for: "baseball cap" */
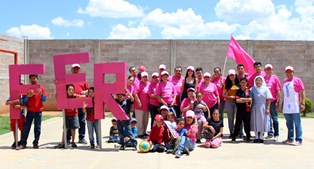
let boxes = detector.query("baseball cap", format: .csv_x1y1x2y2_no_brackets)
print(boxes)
139,65,146,72
187,66,195,71
141,72,148,77
187,87,195,92
130,118,137,123
185,110,195,118
160,105,169,111
203,72,211,77
228,69,236,75
152,72,159,77
72,63,80,68
159,64,166,70
161,71,169,76
155,114,164,120
265,64,273,70
285,66,294,72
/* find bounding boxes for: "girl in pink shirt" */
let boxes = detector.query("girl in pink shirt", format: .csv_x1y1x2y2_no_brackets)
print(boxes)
134,72,150,137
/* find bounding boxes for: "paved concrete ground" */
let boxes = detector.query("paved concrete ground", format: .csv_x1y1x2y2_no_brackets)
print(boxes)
0,114,313,169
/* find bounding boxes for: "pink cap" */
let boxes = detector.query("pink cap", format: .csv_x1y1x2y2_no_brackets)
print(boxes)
72,63,80,68
139,66,146,72
185,110,195,118
285,66,294,72
141,72,148,77
152,72,159,77
265,64,273,70
159,64,166,70
228,69,236,75
203,72,211,77
187,66,195,71
161,71,169,76
154,114,164,120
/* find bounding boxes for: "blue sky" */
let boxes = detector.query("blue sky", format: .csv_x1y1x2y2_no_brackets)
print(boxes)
1,0,313,40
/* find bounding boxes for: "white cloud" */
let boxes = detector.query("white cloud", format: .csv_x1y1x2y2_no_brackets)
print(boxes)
51,16,84,27
295,0,314,18
215,0,275,22
77,0,144,18
142,8,237,39
107,24,151,39
6,24,52,39
238,5,314,40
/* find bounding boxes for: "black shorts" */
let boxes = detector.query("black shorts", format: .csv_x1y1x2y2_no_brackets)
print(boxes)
65,116,80,129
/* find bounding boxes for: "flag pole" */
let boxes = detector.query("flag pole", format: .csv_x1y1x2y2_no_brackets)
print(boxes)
222,56,228,77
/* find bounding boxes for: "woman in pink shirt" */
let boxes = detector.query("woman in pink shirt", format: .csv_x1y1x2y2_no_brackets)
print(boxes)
180,66,198,102
211,67,226,122
148,72,160,128
198,72,220,119
156,71,177,115
134,72,150,137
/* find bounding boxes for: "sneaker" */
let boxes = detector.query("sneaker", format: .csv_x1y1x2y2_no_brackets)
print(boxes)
184,147,190,156
166,149,173,154
91,144,95,149
246,137,252,143
231,138,236,142
175,150,182,158
282,139,293,144
259,139,264,143
11,142,17,149
253,139,259,143
56,143,65,148
274,136,279,142
294,141,302,146
33,143,39,149
196,139,201,144
120,145,125,150
266,135,273,139
71,142,78,148
78,139,87,144
16,145,26,150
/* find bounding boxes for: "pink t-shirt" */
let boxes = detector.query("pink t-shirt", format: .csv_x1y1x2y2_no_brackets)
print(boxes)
155,81,177,105
283,77,304,93
185,124,198,143
134,81,150,111
170,75,184,105
148,82,159,106
198,82,219,108
198,78,204,87
211,76,226,100
264,75,281,103
180,98,193,116
248,71,266,88
126,84,135,99
132,76,140,88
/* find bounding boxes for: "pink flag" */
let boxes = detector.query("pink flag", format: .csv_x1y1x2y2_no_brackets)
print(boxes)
226,36,255,75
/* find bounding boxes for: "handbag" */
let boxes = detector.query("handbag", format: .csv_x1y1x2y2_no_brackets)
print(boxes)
203,128,214,139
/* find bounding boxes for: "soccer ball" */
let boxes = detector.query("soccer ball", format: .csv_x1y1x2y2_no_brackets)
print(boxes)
139,141,150,153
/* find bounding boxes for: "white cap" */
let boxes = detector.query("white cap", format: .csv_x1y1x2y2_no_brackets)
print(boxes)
159,64,166,70
72,63,80,68
285,66,294,72
203,72,211,77
152,72,159,77
160,105,169,111
265,64,273,70
187,66,195,71
141,72,148,77
185,110,195,118
161,71,169,76
228,69,236,75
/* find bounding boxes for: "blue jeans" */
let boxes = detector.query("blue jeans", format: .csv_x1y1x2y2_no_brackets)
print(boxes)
268,101,279,137
78,108,86,140
284,113,302,142
149,104,159,129
20,111,42,146
117,120,136,146
87,120,100,145
177,136,195,152
219,100,225,124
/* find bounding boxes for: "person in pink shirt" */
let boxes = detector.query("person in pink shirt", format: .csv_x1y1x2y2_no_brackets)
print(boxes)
126,75,135,99
158,64,167,78
129,66,140,88
170,66,184,118
282,66,305,146
148,72,160,128
211,67,226,122
237,64,249,81
198,72,220,119
264,64,281,140
137,65,146,81
155,71,177,115
195,67,204,86
248,62,266,88
134,72,150,137
180,88,196,116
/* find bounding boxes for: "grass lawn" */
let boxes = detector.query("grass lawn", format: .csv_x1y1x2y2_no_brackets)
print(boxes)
0,115,58,135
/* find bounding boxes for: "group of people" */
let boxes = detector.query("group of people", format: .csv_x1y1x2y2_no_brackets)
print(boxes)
5,61,306,155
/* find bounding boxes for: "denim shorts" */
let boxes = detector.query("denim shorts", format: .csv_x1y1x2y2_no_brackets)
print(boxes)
65,116,80,129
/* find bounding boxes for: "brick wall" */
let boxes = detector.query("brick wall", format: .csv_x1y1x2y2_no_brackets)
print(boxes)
0,35,25,114
0,37,313,113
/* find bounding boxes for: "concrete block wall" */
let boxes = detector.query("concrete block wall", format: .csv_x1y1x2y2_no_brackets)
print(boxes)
0,37,313,113
0,35,25,114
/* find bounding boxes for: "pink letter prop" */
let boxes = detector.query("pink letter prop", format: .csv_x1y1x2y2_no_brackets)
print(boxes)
9,64,45,119
53,52,92,109
94,62,128,120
